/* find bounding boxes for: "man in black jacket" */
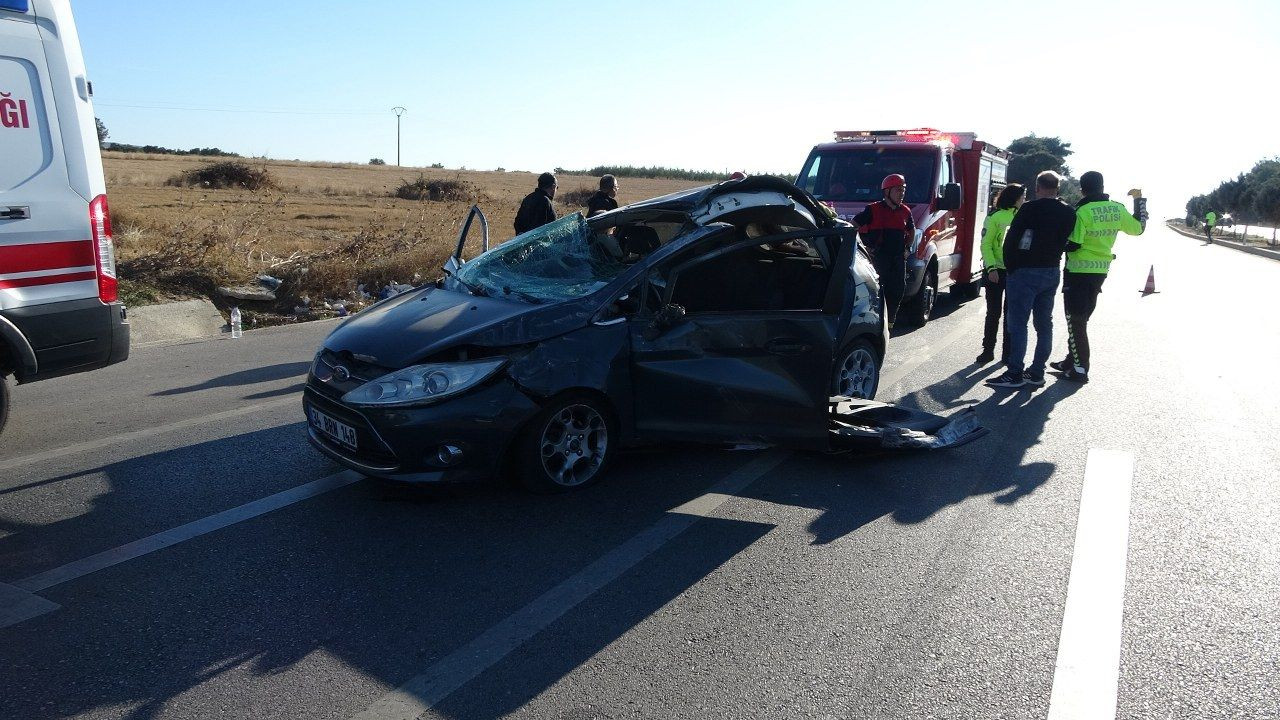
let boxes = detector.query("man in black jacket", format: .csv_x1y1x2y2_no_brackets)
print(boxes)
986,171,1077,389
515,172,557,234
587,174,619,217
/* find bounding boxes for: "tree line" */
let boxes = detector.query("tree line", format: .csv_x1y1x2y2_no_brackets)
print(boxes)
1185,159,1280,237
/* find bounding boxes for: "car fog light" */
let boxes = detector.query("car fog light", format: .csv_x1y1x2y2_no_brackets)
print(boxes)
433,444,464,467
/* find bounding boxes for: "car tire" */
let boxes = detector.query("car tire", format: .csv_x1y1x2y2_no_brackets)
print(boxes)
832,338,880,399
0,374,9,438
902,263,937,326
514,393,617,494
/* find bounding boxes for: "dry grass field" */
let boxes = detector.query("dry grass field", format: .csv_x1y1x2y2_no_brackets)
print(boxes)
104,152,706,320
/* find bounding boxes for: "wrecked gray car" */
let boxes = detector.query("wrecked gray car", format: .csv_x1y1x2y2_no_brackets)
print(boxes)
303,176,984,492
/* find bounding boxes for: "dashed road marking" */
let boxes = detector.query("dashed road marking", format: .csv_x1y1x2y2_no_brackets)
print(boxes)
348,450,791,720
0,396,300,476
13,470,361,594
1047,448,1135,720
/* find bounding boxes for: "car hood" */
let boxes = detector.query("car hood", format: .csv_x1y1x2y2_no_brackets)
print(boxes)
321,285,595,369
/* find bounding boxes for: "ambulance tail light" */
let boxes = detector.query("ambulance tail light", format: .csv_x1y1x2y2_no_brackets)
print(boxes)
89,194,118,303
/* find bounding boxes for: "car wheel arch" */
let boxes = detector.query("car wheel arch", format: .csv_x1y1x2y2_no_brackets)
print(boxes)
499,386,619,481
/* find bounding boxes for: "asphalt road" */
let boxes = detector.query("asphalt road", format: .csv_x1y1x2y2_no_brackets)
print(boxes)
1,223,1277,720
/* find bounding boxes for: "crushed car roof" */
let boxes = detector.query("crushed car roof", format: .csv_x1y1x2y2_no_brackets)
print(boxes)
613,175,838,227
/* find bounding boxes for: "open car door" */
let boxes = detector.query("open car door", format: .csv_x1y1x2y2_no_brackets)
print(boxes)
628,229,846,450
441,204,489,290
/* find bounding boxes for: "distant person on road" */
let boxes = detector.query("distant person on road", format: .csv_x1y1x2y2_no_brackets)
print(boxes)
515,172,557,234
985,171,1076,389
976,183,1024,365
1049,171,1147,383
587,174,620,217
853,173,915,330
1204,210,1217,244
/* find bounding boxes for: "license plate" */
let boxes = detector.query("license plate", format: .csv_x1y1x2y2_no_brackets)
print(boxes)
308,406,358,450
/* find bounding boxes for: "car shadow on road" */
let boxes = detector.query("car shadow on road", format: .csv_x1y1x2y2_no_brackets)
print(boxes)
0,426,777,720
743,365,1082,547
150,361,312,397
2,358,1079,719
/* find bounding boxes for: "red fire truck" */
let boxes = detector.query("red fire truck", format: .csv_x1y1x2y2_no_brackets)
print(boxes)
796,128,1010,326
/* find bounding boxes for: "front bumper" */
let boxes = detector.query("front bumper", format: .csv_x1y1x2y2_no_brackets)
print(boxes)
302,376,541,484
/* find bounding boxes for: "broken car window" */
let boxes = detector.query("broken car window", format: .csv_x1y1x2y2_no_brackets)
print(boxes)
456,213,630,303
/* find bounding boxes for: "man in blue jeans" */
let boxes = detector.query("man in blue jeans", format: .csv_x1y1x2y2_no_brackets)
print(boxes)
986,171,1077,388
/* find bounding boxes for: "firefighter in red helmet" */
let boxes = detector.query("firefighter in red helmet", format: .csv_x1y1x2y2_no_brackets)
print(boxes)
853,174,915,329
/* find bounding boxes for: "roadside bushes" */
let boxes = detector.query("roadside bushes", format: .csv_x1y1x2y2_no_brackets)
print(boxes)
392,174,476,202
558,187,596,207
166,161,274,190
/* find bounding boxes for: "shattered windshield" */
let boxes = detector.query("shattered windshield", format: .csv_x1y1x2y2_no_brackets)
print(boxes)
455,213,630,303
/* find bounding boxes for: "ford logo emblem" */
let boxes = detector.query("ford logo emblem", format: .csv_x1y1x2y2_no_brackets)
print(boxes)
332,365,351,382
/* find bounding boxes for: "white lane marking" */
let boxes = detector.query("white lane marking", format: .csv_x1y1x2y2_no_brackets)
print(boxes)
0,396,299,475
1047,448,1135,720
0,581,61,629
12,471,362,594
349,450,791,720
881,318,978,392
350,305,982,719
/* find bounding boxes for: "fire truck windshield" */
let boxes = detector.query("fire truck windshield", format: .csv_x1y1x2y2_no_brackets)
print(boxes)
797,148,937,206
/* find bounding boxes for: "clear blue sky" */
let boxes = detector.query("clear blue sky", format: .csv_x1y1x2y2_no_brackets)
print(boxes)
74,0,1278,217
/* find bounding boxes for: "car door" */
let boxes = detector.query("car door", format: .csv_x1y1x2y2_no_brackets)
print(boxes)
441,204,489,287
628,230,845,450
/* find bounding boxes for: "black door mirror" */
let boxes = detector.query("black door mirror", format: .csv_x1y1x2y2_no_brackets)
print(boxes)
938,183,962,211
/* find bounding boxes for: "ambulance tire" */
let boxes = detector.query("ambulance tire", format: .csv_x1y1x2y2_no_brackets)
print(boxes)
902,264,937,326
0,374,9,438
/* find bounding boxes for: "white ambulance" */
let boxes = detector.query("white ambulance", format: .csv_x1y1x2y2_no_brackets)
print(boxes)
0,0,128,435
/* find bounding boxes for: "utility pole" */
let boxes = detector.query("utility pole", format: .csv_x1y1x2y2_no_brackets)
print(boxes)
392,106,407,166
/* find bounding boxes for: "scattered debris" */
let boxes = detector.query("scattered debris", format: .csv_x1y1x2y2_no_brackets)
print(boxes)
218,284,277,302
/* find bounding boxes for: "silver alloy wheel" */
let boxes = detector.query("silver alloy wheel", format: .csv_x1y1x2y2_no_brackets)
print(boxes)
922,270,937,316
835,346,878,398
539,403,609,487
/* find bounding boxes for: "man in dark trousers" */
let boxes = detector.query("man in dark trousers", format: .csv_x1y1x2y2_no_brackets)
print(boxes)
853,174,915,330
587,174,619,217
985,171,1077,388
1049,170,1146,383
514,172,557,234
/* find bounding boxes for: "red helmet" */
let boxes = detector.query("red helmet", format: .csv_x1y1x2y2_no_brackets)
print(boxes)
881,174,906,190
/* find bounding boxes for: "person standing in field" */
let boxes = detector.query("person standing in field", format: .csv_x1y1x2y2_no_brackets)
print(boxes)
976,183,1024,364
587,174,620,217
985,171,1076,389
1049,170,1147,383
515,172,557,234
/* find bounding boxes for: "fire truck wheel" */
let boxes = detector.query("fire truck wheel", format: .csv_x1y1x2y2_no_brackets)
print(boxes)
902,264,937,326
0,374,9,438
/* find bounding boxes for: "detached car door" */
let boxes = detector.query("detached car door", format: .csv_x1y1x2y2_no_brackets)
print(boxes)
628,231,845,450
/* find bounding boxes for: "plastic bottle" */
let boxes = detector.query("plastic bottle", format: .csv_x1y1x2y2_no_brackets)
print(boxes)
230,306,243,338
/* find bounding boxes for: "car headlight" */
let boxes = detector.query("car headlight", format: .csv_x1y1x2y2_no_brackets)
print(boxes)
341,358,506,407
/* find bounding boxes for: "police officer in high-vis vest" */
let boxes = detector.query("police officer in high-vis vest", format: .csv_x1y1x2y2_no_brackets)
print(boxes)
1204,210,1217,244
853,174,915,329
1050,171,1147,383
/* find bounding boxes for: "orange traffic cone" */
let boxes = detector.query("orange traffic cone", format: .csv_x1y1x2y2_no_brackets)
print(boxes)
1139,265,1158,295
